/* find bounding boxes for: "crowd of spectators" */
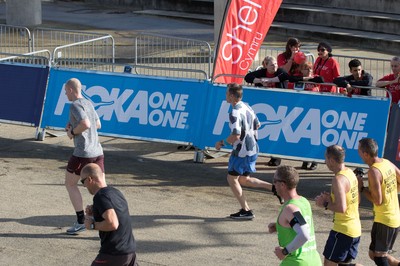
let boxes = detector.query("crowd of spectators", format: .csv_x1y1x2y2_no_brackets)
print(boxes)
244,37,399,170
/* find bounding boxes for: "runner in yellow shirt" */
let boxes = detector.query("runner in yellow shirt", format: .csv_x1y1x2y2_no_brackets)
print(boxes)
357,138,400,266
315,145,362,265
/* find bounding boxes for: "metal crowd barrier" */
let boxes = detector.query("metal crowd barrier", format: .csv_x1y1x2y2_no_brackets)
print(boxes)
32,28,115,70
0,24,31,54
0,50,51,66
0,25,115,70
0,24,393,88
52,35,115,71
134,33,212,80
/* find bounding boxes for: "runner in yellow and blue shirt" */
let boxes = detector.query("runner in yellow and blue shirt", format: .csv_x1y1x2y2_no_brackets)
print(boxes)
358,138,400,266
316,145,362,265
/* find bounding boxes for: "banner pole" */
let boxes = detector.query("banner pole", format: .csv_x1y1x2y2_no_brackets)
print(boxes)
211,0,232,81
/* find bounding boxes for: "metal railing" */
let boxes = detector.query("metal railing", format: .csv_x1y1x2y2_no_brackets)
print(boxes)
32,28,115,70
52,35,115,71
0,25,393,84
0,50,51,66
0,24,31,54
134,33,212,80
0,25,115,70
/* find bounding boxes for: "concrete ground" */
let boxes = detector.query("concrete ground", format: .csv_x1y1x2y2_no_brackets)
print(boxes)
0,123,378,266
0,1,398,266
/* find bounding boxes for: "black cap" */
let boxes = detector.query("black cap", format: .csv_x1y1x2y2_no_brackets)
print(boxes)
318,41,332,53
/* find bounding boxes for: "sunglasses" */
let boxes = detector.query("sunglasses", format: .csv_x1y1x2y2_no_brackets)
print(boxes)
80,177,88,184
318,48,326,52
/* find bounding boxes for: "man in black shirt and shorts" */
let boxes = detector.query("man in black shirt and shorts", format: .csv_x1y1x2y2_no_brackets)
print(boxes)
81,163,138,266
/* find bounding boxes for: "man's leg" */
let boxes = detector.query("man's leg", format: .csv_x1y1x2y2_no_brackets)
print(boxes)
238,175,272,191
370,250,396,266
369,222,400,266
227,174,250,211
387,255,400,266
65,170,83,212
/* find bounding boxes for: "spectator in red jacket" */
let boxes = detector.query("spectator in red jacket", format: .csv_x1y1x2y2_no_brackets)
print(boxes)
376,56,400,105
313,42,340,93
277,37,302,76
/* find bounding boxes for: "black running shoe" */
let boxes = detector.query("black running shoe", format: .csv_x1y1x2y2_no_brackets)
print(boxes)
229,209,255,220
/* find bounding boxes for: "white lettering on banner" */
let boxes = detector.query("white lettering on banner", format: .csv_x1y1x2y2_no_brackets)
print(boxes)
213,102,369,150
239,32,263,70
54,84,189,129
222,0,262,64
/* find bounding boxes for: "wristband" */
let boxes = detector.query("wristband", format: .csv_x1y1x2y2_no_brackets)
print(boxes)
90,222,95,230
282,247,289,256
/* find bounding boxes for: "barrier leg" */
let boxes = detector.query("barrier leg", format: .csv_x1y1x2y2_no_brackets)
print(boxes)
35,127,46,141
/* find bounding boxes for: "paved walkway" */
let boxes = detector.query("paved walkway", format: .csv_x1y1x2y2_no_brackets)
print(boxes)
0,123,377,266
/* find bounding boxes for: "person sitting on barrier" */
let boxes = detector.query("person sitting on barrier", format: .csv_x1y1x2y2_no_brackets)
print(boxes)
313,41,340,93
277,37,302,75
376,56,400,105
291,61,323,92
245,56,288,166
333,58,373,96
245,56,289,88
245,57,323,167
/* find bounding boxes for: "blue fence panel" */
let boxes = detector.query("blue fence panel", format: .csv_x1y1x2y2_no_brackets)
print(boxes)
0,63,49,126
40,68,390,165
202,86,390,165
41,69,209,144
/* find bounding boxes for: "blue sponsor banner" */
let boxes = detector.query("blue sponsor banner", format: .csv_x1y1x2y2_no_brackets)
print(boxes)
204,85,390,165
41,69,209,144
41,69,389,165
0,63,49,126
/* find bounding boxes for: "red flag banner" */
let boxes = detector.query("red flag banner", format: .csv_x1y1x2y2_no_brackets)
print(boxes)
212,0,283,84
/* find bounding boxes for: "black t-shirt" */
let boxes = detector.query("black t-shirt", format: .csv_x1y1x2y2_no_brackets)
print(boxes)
93,186,136,255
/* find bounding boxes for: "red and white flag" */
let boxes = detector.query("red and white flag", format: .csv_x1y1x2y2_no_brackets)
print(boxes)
212,0,282,84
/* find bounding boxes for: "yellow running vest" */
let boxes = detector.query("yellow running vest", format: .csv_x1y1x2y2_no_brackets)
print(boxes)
371,159,400,228
331,168,362,237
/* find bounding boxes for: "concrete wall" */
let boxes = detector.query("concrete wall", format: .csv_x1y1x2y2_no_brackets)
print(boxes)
283,0,400,14
214,0,227,46
84,0,213,14
6,0,42,26
83,0,400,14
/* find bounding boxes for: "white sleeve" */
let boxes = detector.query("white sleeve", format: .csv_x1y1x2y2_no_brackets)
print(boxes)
285,223,310,253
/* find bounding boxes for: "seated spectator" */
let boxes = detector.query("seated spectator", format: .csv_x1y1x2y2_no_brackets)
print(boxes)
245,56,288,88
376,56,400,105
333,59,373,96
313,42,340,93
245,56,287,166
291,61,323,92
294,61,320,170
